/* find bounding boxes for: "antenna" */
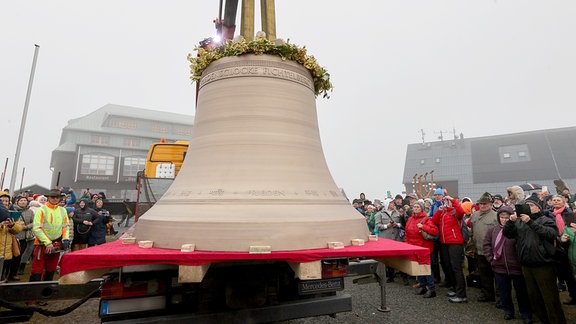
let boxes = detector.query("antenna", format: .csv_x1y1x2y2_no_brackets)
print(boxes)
419,128,426,144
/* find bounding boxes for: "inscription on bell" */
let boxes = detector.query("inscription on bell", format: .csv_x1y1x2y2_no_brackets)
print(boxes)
248,190,285,197
200,64,314,91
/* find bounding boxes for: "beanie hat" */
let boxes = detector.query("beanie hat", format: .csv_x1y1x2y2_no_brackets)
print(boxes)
493,194,504,202
477,192,494,204
525,195,542,210
395,194,403,200
461,201,474,214
433,188,445,196
413,200,425,211
0,191,10,199
33,194,42,200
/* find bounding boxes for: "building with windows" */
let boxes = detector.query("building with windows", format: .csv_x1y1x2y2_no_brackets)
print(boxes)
50,104,194,201
403,126,576,200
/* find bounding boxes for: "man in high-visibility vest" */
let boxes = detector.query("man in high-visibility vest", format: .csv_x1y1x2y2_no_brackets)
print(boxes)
30,188,70,282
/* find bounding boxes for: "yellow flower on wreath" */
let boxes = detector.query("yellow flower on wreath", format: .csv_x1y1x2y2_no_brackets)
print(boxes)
187,34,333,99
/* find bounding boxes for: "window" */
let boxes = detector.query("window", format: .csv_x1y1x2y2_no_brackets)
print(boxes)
91,135,110,145
152,123,169,133
123,156,146,177
420,159,425,165
175,126,192,136
107,118,137,129
499,144,530,163
435,158,441,163
80,154,115,175
123,138,141,148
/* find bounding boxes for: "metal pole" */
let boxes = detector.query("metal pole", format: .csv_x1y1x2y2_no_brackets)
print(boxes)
9,44,40,194
1,158,8,189
19,167,25,191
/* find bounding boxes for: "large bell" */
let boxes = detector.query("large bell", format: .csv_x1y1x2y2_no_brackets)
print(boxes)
133,54,369,251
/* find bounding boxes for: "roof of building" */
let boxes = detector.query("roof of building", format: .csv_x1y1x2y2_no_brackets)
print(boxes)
404,126,576,188
64,103,194,133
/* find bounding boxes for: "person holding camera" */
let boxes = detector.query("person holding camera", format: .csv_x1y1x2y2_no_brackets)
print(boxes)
88,199,111,246
432,193,467,303
503,195,566,324
0,205,24,282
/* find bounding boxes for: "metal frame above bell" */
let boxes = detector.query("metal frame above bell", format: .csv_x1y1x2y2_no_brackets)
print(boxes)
134,54,369,252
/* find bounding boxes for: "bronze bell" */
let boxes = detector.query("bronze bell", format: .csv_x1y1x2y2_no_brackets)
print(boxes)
133,54,369,251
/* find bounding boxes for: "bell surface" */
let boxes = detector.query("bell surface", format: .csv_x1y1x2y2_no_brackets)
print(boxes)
133,54,369,251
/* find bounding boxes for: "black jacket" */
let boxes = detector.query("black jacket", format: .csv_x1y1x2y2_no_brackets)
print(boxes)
502,212,558,266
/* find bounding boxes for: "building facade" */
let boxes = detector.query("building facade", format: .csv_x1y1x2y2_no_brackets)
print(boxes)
50,104,194,201
403,126,576,200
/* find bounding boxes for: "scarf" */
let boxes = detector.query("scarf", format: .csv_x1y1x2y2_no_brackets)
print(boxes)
493,224,505,261
553,206,566,235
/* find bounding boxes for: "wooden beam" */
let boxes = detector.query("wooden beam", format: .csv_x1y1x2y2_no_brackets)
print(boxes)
374,257,431,276
178,264,211,283
288,260,321,280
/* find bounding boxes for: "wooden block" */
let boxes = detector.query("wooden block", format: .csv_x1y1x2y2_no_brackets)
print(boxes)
179,264,211,283
368,235,378,241
249,245,271,254
180,244,195,252
327,242,344,249
288,261,322,280
351,239,365,246
138,240,154,248
374,257,431,276
122,237,136,244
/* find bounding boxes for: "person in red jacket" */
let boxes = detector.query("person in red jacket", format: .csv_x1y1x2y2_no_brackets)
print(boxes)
406,201,439,298
432,193,467,303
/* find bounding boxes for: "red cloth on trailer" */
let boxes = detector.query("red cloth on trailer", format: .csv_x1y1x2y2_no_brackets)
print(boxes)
59,238,429,277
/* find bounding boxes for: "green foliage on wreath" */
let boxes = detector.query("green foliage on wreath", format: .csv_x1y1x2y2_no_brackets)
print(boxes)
187,36,333,98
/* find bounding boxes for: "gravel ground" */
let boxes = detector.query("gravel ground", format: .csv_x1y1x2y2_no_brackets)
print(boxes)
22,275,576,324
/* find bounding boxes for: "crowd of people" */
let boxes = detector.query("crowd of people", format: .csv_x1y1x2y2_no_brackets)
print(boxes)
354,185,576,324
0,187,117,291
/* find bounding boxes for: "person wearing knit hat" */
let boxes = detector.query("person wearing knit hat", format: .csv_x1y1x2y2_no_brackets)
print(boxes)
413,200,425,211
503,192,565,323
470,192,499,303
524,194,542,211
433,188,445,197
429,188,447,285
